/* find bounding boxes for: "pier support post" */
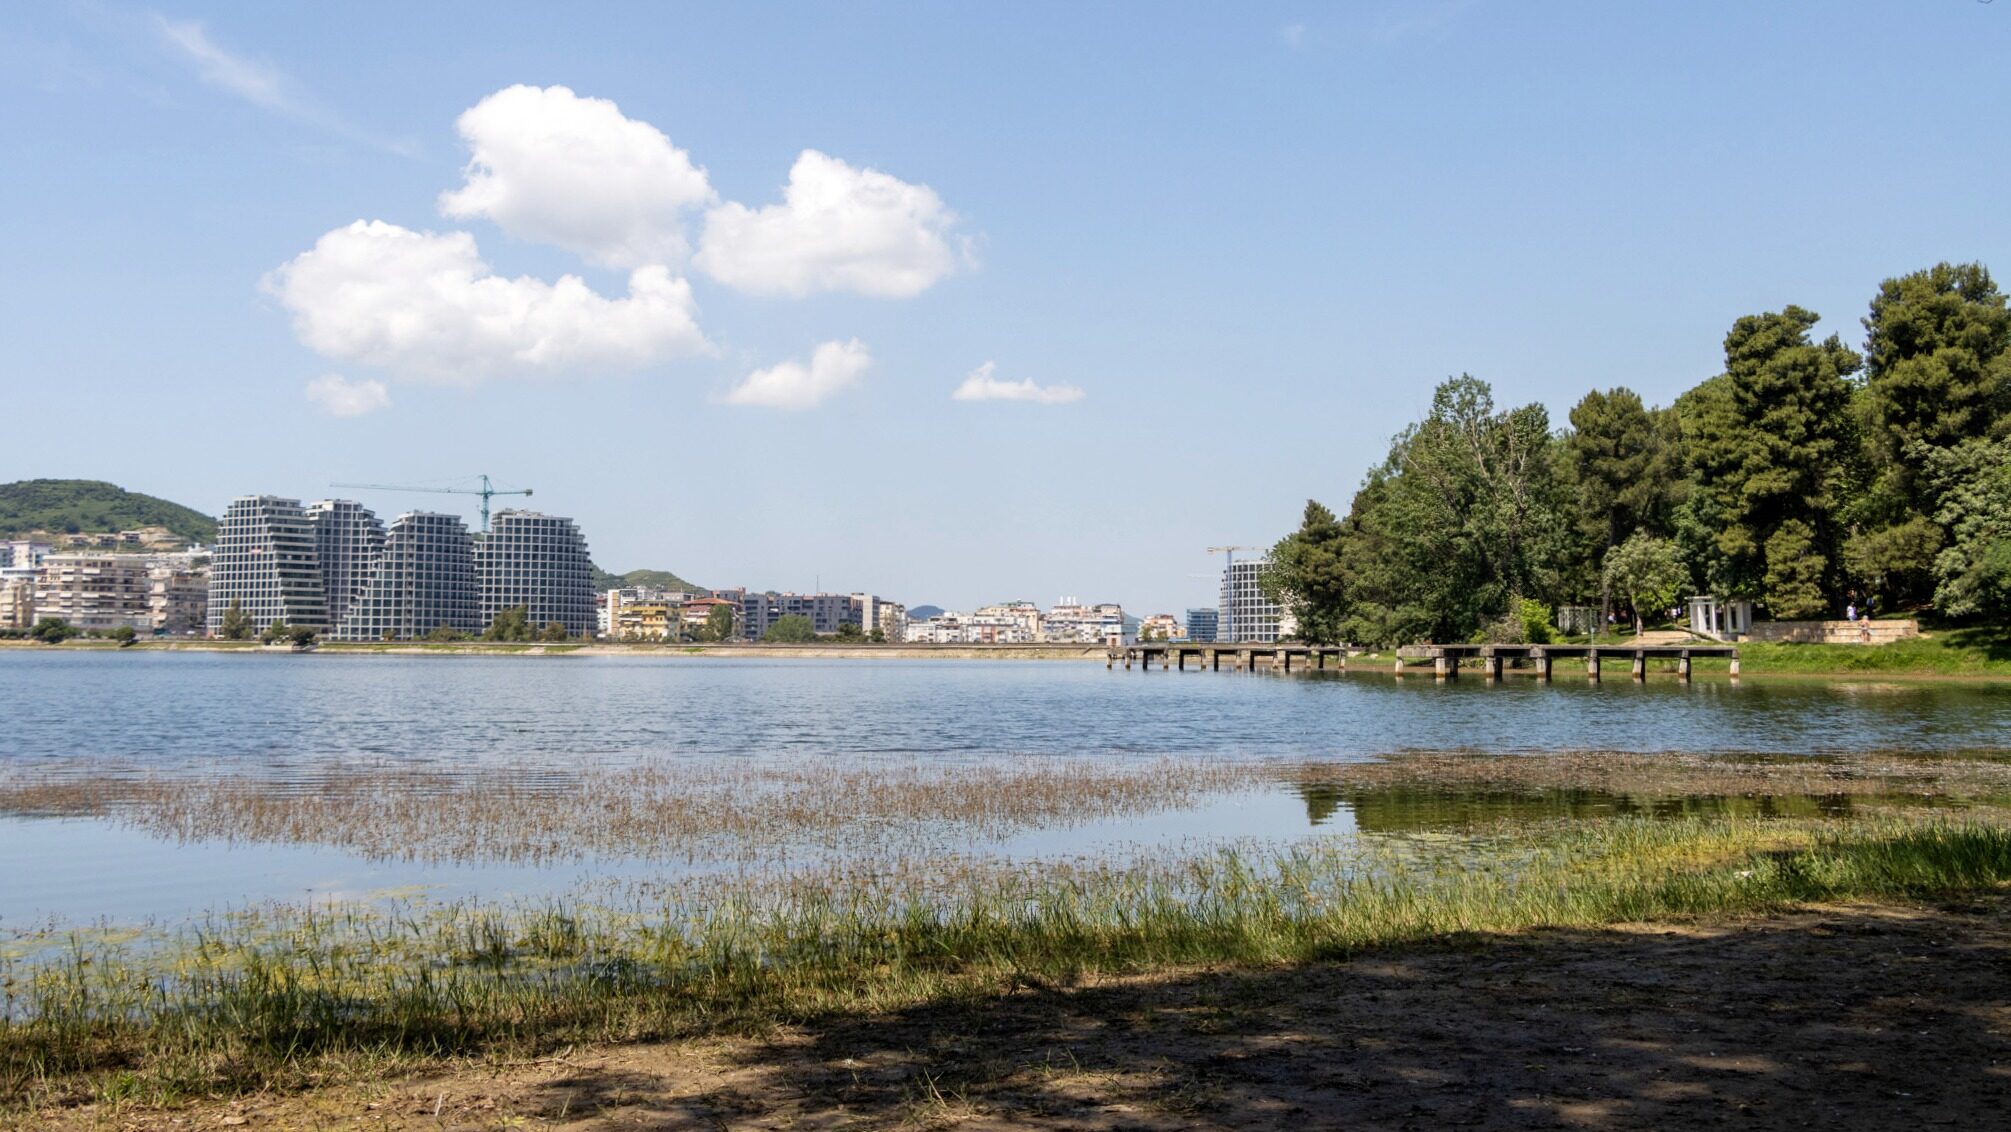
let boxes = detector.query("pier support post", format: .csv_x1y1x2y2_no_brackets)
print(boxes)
1207,649,1219,671
1537,652,1552,682
1484,654,1502,681
1631,652,1646,682
1124,650,1132,670
1107,651,1114,669
1678,653,1692,683
1434,655,1449,681
1238,649,1252,671
1281,650,1292,673
1587,651,1601,683
1394,657,1405,677
1175,650,1185,672
1315,650,1326,670
1729,657,1741,681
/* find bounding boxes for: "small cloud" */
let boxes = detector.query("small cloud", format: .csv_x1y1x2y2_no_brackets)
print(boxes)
696,150,962,298
304,374,390,418
439,84,715,269
720,339,871,410
152,16,416,155
154,16,289,109
1281,22,1308,49
951,362,1084,405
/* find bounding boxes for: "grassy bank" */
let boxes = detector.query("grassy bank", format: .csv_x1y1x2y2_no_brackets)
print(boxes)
7,813,2011,1110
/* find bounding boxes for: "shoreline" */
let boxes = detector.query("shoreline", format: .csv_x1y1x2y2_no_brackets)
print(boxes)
3,638,2007,678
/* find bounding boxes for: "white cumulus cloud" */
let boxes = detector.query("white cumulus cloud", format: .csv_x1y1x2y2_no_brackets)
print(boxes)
951,362,1084,405
267,220,709,384
303,374,390,417
439,84,714,268
720,339,871,409
696,150,960,297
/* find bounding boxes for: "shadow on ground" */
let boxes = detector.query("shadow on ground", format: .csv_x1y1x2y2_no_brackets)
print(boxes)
497,894,2011,1130
48,894,2011,1130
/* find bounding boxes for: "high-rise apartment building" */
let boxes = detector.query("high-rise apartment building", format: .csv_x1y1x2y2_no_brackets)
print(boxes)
336,512,481,641
1219,559,1291,643
307,499,385,630
479,510,594,638
207,496,330,635
34,553,154,631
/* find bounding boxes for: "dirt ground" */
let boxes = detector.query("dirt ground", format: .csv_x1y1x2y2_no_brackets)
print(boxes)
27,892,2011,1131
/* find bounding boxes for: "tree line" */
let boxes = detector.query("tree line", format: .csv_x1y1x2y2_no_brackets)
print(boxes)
1263,262,2011,646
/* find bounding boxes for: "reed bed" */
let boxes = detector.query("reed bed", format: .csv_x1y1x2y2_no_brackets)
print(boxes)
6,812,2011,1109
7,749,2008,871
0,757,1267,866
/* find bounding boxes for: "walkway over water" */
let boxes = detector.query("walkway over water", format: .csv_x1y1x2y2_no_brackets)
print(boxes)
1114,641,1740,681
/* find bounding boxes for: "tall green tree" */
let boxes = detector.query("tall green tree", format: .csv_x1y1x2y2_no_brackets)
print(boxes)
1849,263,2011,606
218,599,251,641
704,602,736,642
1565,387,1680,614
1261,499,1347,644
1924,436,2011,620
1601,534,1687,634
483,605,532,642
1685,306,1860,617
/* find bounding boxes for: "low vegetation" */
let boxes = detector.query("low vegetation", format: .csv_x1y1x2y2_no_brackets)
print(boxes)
0,480,215,544
5,811,2011,1109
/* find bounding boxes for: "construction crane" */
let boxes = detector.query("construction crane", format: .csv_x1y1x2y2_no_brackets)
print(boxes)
1206,545,1258,643
328,475,532,532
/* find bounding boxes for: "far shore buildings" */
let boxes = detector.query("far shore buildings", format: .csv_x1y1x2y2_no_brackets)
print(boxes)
1137,613,1182,641
902,598,1128,645
206,495,595,640
1185,607,1219,643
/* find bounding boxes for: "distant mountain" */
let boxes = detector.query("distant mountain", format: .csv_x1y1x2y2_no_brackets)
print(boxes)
0,480,216,544
907,604,944,620
591,565,704,593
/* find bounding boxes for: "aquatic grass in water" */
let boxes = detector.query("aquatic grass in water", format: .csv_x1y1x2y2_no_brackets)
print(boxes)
6,813,2011,1108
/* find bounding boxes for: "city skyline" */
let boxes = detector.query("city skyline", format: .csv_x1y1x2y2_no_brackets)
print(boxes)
4,3,2008,615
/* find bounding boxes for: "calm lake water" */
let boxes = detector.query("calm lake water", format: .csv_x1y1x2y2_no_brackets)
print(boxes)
3,650,2009,926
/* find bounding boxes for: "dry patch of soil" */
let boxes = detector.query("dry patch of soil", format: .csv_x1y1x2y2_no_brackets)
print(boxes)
27,891,2011,1131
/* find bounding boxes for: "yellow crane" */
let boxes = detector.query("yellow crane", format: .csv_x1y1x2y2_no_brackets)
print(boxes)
328,475,532,533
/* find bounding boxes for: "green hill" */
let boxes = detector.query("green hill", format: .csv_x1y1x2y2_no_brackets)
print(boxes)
590,565,705,593
0,480,215,544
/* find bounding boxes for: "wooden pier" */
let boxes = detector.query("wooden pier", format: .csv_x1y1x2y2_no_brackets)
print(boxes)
1110,641,1739,681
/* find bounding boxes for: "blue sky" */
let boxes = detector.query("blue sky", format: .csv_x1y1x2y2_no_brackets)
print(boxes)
4,2,2008,615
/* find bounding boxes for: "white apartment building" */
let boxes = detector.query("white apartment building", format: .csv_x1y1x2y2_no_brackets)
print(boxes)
34,553,154,631
1137,613,1182,641
480,510,595,638
207,496,330,635
307,499,385,630
0,575,35,630
1220,558,1294,643
149,566,209,635
335,512,482,641
1042,599,1127,645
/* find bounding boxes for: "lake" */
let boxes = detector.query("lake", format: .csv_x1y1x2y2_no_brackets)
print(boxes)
3,650,2009,927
